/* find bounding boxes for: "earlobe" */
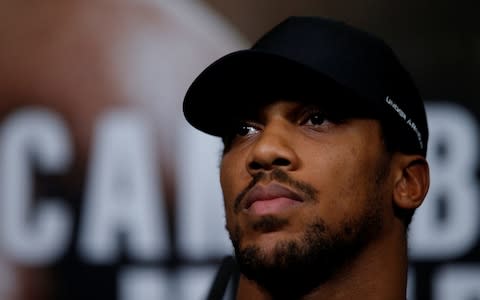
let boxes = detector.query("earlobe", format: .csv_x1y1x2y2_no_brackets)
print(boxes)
393,156,430,210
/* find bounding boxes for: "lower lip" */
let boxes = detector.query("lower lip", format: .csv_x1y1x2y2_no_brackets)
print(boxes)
247,197,302,215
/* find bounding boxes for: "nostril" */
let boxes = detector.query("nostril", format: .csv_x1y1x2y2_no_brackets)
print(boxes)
248,161,263,170
272,158,290,166
248,158,291,171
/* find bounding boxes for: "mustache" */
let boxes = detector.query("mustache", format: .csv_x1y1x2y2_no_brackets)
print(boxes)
233,168,319,213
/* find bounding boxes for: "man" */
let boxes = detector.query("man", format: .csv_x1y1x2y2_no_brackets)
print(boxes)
183,16,430,300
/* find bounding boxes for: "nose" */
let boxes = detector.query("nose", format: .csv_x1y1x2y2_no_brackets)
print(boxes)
246,120,299,175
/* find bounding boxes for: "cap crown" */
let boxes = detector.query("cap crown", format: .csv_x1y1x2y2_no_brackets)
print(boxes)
183,16,428,156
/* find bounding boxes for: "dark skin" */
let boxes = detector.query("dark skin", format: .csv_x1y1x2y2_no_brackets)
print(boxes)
219,100,429,299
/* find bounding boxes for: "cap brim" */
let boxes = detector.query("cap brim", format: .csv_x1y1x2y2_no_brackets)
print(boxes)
183,50,377,137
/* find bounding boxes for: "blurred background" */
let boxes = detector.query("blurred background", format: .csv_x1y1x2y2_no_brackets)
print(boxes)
0,1,478,299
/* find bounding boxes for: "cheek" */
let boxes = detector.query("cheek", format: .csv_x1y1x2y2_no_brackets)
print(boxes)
219,165,236,231
304,146,376,218
219,154,247,214
219,156,236,198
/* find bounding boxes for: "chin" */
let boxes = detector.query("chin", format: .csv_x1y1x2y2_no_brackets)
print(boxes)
244,233,301,263
230,211,384,298
233,214,300,256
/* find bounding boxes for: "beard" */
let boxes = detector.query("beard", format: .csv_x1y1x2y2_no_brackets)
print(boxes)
228,167,388,299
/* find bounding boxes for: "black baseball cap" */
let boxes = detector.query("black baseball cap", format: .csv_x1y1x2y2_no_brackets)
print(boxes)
183,16,428,156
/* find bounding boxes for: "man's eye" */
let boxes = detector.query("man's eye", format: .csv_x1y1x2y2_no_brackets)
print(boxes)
237,123,258,136
304,112,327,126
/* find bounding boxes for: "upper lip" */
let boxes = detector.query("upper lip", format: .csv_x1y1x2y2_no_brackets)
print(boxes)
243,183,304,210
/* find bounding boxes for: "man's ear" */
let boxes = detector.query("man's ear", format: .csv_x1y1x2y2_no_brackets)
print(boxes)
392,155,430,210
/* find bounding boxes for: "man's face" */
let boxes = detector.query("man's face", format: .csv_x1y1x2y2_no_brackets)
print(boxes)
219,100,395,296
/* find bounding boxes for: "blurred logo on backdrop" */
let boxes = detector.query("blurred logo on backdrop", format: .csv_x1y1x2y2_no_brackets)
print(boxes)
0,2,479,300
0,1,246,299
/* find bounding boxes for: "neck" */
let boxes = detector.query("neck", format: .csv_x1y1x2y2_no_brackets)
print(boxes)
235,226,408,300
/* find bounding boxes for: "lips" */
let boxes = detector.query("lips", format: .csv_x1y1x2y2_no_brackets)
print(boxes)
243,183,304,215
